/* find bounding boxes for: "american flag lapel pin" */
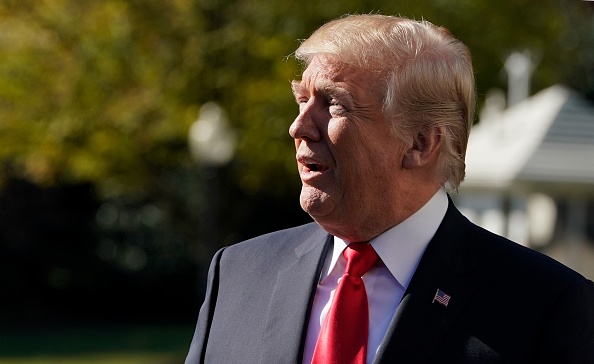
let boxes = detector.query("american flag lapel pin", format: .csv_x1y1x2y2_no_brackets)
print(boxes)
432,288,451,307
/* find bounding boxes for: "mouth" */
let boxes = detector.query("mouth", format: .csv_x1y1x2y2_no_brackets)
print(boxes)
296,153,331,180
297,155,330,177
305,163,329,172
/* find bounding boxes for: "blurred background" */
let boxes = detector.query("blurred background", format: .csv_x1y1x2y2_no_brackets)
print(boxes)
0,0,593,363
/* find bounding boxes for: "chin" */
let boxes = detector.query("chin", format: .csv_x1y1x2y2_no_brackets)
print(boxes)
299,189,333,218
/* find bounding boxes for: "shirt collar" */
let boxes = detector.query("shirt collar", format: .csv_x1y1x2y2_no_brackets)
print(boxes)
326,188,448,289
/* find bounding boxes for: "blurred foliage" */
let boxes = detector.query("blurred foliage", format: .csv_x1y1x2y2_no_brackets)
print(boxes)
0,0,207,195
0,0,592,197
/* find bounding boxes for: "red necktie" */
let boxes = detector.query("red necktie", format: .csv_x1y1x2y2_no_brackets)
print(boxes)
312,243,380,364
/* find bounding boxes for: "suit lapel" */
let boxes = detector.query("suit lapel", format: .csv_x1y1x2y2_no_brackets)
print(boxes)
259,226,331,364
375,203,478,363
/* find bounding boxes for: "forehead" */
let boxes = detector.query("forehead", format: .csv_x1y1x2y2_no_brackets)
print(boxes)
294,55,375,94
302,55,350,80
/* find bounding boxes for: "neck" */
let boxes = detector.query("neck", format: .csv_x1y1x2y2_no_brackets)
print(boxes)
317,185,442,243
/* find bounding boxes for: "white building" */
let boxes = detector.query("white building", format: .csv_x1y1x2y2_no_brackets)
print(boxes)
456,84,594,279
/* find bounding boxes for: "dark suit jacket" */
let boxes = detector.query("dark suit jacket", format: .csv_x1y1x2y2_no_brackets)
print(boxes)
185,202,594,363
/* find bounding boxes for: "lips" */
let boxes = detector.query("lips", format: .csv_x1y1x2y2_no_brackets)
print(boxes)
297,155,330,177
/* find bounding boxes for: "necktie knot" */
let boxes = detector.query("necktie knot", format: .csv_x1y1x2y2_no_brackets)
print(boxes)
343,243,379,278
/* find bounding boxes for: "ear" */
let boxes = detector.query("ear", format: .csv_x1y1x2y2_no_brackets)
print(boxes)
403,127,443,170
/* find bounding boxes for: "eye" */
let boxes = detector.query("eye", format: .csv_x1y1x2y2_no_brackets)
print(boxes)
295,96,309,111
329,98,347,115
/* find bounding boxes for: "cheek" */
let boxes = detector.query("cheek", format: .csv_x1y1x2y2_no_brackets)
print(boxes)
326,118,349,144
349,137,403,186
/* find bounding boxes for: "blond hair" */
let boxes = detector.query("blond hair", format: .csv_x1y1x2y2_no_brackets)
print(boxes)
295,14,475,189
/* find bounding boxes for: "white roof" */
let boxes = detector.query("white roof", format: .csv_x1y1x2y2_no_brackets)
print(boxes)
462,85,594,189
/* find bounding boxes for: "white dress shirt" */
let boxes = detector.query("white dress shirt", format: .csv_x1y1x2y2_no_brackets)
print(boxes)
302,188,449,364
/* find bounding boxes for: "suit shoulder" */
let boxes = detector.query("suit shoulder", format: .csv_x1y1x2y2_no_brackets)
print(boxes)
230,222,321,249
218,222,325,262
212,222,327,285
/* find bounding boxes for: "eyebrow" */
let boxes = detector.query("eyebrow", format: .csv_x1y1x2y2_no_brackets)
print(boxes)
291,80,304,97
291,80,355,106
322,84,353,104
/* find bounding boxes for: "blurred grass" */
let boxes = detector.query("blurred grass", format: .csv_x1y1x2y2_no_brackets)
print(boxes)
0,324,194,364
0,352,183,364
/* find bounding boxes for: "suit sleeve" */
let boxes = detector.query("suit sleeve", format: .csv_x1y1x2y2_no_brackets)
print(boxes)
185,247,225,364
535,279,594,362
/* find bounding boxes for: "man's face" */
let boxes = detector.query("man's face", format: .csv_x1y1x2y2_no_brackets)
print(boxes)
290,55,409,241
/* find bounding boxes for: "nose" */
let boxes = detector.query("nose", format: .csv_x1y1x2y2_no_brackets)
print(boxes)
289,101,321,141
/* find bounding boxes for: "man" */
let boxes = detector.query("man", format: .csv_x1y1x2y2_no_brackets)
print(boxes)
185,14,594,363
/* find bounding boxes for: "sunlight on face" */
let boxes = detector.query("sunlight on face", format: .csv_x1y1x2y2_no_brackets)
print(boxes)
289,55,408,241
